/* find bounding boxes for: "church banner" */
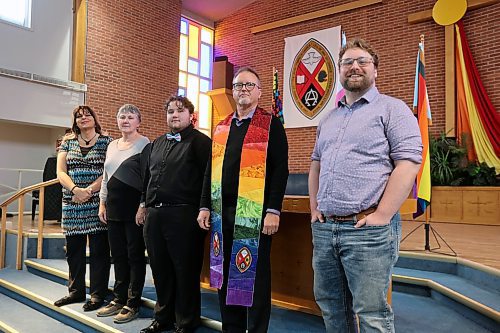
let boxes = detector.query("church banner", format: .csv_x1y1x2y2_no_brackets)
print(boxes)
283,26,341,128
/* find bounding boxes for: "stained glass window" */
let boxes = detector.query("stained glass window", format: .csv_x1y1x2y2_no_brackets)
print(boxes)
178,17,213,137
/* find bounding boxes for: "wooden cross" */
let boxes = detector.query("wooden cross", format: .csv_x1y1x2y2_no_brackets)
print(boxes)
407,0,499,137
468,196,489,215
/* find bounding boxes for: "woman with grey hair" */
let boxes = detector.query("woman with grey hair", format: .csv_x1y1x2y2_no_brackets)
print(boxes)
97,104,150,323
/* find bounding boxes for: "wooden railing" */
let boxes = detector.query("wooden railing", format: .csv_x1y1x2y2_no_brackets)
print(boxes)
0,178,60,269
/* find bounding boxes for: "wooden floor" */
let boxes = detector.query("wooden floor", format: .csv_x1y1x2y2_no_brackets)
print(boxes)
5,214,500,270
400,218,500,270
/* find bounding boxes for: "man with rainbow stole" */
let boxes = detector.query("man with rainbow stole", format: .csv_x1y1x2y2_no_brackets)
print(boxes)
198,66,288,333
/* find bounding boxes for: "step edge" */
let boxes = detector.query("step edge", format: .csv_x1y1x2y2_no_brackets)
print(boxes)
393,274,500,322
0,320,20,333
5,229,64,239
0,277,123,333
25,260,224,330
400,251,500,277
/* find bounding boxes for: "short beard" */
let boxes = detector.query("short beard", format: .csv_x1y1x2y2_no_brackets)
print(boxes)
342,76,371,92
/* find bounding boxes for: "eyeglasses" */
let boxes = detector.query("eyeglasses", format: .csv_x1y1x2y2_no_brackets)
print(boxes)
232,82,260,91
75,111,93,118
339,57,374,68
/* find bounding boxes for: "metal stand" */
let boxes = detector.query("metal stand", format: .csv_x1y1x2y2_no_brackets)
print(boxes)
401,209,457,256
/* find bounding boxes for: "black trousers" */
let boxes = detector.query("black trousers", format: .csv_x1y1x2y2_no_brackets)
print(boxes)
108,219,146,308
66,231,110,301
143,205,205,329
218,206,272,333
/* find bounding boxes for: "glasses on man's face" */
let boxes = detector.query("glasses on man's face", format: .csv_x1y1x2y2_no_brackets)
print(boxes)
232,82,260,91
339,57,374,68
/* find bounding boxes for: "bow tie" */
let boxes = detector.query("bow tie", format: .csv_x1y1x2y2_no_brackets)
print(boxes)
166,133,181,142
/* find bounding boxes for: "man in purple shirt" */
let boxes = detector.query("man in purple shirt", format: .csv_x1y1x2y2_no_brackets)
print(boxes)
308,38,422,333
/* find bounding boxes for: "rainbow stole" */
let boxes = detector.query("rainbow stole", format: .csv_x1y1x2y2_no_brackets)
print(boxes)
209,108,271,306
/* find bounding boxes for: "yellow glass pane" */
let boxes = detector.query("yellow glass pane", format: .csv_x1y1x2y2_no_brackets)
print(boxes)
179,72,187,88
201,28,213,45
179,35,188,71
187,74,199,111
188,24,199,59
198,93,212,129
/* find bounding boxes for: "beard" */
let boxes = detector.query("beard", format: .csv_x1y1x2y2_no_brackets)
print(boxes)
341,73,374,92
236,95,252,106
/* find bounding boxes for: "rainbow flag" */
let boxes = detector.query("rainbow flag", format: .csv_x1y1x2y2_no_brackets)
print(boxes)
413,38,432,218
334,31,347,105
272,67,284,124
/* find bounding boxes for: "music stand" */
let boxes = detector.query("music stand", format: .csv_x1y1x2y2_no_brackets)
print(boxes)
401,208,457,256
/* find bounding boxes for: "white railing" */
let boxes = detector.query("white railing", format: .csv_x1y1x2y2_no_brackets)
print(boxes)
0,168,43,214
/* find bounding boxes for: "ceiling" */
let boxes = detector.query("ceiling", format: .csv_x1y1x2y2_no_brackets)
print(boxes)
181,0,258,23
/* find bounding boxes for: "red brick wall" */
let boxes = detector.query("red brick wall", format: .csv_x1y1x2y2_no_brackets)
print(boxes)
85,0,181,140
214,0,500,173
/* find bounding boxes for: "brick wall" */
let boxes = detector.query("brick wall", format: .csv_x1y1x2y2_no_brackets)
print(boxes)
85,0,181,141
214,0,500,173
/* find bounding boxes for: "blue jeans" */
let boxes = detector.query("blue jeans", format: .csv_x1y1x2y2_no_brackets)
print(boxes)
311,214,401,333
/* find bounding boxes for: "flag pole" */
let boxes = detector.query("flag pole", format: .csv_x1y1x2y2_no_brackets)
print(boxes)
420,34,432,252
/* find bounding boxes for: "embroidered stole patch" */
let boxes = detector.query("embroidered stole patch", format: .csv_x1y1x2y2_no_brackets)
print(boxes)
209,108,271,306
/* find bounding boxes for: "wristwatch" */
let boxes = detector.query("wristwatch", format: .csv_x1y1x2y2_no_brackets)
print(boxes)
139,202,146,208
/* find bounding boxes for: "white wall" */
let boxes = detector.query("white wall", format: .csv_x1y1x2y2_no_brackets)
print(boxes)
0,0,74,80
0,121,66,212
0,0,82,129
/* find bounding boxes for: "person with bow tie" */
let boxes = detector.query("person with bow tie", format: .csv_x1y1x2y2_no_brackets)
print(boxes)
137,96,211,333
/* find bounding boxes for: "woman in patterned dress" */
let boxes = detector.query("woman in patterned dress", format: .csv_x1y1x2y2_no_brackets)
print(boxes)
54,105,112,312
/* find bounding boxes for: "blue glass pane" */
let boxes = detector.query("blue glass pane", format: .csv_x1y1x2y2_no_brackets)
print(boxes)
180,19,188,35
178,88,186,96
188,59,199,75
200,79,210,93
200,44,212,78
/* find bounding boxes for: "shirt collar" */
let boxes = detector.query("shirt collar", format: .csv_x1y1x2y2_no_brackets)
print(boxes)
167,123,194,139
232,107,257,121
338,86,379,108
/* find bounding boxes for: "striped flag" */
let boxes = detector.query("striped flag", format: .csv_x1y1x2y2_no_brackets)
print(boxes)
413,37,432,218
272,67,285,124
334,31,347,105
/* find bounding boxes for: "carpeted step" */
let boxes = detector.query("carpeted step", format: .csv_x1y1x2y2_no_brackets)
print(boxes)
0,268,152,333
394,267,500,311
393,267,500,332
0,292,79,333
26,258,326,332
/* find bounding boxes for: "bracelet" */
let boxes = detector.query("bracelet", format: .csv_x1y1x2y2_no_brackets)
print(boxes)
70,185,77,194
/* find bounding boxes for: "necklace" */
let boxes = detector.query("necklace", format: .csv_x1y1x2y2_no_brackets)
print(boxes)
80,133,97,145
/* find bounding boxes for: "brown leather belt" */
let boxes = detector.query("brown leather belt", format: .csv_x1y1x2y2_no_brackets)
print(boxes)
326,207,377,222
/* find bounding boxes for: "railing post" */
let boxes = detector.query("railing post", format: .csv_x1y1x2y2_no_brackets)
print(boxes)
37,187,45,259
0,206,6,268
16,196,25,270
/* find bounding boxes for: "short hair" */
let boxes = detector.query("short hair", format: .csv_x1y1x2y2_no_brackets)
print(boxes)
70,105,102,135
338,38,379,68
117,104,142,122
233,66,261,85
164,95,195,114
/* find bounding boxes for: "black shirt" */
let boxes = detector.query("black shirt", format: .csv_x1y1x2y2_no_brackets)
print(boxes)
141,125,212,207
201,115,289,212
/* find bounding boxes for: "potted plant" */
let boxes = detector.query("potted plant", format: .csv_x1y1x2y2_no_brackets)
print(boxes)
429,132,499,225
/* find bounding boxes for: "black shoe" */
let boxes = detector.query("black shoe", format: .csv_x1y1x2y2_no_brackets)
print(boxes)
174,328,194,333
140,320,174,333
82,299,104,312
54,295,85,307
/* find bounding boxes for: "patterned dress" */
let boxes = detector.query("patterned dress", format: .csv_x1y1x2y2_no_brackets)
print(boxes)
59,135,112,236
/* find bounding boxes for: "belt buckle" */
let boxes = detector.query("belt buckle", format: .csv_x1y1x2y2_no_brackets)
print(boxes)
154,203,163,208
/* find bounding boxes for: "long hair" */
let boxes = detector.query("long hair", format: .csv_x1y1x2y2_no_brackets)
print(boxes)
69,105,103,137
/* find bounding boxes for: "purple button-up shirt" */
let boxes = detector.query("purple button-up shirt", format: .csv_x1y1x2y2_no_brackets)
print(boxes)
311,87,422,216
